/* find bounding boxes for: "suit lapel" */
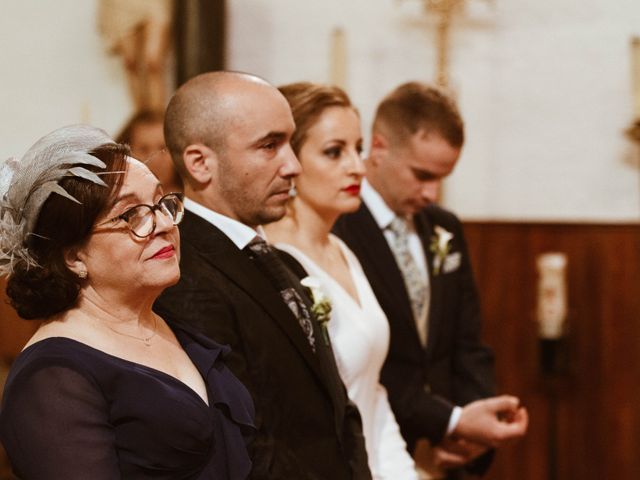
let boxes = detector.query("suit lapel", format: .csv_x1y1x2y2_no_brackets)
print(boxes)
344,205,421,341
414,210,444,356
179,211,328,388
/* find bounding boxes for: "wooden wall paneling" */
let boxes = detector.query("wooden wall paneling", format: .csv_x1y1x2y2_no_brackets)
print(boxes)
463,222,640,480
1,222,638,478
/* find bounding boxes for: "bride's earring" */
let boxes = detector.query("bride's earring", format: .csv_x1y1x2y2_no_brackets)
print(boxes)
288,182,297,198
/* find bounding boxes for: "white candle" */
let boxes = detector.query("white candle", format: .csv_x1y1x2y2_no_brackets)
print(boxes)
329,27,347,89
536,253,568,339
632,36,640,118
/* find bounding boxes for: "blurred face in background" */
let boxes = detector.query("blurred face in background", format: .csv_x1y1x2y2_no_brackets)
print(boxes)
130,120,183,193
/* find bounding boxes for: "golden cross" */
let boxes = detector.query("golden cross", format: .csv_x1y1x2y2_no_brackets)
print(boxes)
422,0,466,88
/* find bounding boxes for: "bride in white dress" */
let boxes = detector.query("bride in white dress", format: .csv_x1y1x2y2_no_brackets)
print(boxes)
264,82,418,480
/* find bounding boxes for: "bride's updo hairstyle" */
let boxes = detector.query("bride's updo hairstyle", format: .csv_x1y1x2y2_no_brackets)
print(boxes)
1,125,128,319
277,82,354,156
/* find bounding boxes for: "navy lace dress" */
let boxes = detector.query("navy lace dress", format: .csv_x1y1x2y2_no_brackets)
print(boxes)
0,323,255,479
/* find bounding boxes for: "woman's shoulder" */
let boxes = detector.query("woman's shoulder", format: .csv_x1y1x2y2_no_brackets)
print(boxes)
3,338,106,397
13,337,103,368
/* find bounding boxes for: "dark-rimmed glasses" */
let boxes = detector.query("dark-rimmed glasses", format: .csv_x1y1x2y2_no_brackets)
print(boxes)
97,193,185,238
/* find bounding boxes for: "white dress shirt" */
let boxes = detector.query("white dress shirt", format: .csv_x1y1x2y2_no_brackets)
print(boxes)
360,181,429,281
184,197,265,249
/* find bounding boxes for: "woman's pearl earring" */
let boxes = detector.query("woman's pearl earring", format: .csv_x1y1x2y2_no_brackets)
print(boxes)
78,270,88,279
288,182,297,198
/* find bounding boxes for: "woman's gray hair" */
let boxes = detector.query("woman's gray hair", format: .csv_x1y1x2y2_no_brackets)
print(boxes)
0,124,116,274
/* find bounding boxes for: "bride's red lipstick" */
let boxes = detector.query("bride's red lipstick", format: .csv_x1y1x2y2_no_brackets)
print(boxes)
343,184,361,195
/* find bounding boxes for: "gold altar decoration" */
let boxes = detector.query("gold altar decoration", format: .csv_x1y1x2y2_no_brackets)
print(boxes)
407,0,492,88
626,36,640,145
421,0,466,88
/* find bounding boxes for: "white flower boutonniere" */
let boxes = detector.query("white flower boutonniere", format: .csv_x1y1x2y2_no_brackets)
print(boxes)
429,225,454,275
300,276,332,346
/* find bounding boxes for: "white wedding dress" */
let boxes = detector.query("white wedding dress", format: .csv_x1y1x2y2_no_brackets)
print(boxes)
277,235,418,480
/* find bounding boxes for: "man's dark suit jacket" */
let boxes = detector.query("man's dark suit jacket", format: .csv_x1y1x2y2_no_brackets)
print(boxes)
334,202,496,476
154,211,370,480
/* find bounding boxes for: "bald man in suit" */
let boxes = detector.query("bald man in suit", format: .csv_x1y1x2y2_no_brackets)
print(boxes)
155,71,371,480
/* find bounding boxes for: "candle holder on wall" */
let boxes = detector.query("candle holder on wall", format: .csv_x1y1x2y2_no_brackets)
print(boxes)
535,252,569,480
535,252,569,376
539,337,569,376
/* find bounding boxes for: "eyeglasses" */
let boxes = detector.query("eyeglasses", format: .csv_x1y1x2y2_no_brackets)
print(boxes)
97,192,185,238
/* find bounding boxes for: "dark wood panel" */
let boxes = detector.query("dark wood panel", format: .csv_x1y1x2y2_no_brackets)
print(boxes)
174,0,226,86
1,223,639,478
463,222,640,480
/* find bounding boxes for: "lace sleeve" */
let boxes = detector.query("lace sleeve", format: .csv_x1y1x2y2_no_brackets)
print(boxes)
0,364,120,479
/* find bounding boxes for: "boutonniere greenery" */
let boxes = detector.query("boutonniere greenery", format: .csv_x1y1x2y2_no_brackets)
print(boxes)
429,225,454,275
300,276,332,346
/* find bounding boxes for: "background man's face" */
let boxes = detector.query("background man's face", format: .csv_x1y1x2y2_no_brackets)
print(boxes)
130,121,180,192
130,122,165,162
216,84,300,227
378,131,460,216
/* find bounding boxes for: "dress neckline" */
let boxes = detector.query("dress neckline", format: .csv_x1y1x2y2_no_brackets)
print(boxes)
277,236,364,310
20,335,211,408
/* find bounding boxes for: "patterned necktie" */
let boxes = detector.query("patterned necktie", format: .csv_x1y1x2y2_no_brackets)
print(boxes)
387,216,429,346
245,236,316,352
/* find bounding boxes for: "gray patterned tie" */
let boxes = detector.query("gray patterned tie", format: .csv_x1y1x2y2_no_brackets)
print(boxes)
245,236,316,352
387,217,429,346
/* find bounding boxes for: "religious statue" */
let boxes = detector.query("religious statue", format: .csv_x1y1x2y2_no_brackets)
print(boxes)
97,0,174,111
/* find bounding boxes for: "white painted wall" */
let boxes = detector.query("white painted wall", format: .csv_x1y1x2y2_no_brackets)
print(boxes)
1,1,638,222
0,0,131,159
228,0,640,222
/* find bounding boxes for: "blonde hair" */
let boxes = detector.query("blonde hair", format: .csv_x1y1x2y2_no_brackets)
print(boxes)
278,82,354,156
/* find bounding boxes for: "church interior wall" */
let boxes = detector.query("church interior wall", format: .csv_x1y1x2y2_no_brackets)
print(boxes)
227,0,640,223
0,1,131,161
0,1,638,222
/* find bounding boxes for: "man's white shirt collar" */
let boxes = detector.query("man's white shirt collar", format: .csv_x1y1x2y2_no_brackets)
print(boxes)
360,180,396,229
183,197,265,250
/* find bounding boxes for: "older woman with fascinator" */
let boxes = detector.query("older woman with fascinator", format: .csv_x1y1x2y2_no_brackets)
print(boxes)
264,83,418,479
0,125,254,479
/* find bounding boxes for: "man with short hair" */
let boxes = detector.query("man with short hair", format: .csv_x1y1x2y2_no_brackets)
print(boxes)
334,82,528,478
155,71,371,480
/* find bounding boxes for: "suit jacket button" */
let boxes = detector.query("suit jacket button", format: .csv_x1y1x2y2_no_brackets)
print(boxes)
424,384,431,393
